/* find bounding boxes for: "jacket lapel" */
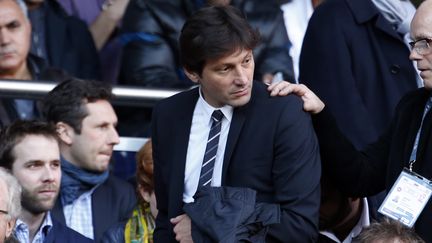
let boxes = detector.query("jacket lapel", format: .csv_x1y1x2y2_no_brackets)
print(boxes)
169,89,198,215
347,0,402,41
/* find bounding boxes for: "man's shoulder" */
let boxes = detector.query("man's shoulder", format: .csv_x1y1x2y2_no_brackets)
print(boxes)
155,87,198,111
48,218,93,242
97,175,135,193
251,82,304,112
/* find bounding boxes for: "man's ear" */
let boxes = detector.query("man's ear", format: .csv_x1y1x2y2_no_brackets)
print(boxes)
5,219,15,238
183,68,200,83
56,122,74,145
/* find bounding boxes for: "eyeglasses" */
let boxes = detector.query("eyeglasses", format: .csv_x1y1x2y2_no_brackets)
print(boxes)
0,210,8,215
409,38,432,55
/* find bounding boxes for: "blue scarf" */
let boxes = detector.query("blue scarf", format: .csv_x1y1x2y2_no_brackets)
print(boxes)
60,158,109,205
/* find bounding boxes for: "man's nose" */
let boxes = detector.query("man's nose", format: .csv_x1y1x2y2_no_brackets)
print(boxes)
0,29,11,45
233,67,248,85
108,127,120,145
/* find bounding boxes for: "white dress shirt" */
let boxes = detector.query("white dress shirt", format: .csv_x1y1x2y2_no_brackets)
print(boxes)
280,0,314,83
183,88,233,203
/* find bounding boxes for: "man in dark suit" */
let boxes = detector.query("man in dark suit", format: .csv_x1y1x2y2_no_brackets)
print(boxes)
41,78,136,242
0,120,92,242
152,5,321,242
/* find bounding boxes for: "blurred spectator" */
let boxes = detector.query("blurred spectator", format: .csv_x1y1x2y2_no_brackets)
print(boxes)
102,139,156,243
300,0,419,149
318,175,374,243
0,168,21,243
42,78,136,242
119,0,294,88
0,0,67,127
56,0,129,83
278,0,322,82
356,218,425,243
0,120,91,242
24,0,100,79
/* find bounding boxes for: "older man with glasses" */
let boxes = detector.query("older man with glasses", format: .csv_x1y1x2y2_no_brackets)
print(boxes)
0,168,21,243
277,0,432,241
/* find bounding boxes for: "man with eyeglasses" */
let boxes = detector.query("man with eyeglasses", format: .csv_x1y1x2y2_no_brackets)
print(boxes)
0,168,21,243
276,0,432,241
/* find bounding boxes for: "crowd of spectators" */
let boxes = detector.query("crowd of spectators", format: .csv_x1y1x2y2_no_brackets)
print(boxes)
0,0,431,242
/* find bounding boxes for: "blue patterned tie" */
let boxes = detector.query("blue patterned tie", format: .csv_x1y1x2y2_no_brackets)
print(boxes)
198,110,224,188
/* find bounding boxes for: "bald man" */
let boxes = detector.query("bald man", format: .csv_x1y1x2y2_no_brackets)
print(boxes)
278,0,432,241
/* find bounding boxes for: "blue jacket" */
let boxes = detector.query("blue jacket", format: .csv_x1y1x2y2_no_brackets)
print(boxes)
45,217,93,243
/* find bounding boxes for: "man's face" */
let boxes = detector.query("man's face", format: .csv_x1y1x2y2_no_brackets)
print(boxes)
11,135,61,215
319,183,355,231
68,100,120,173
409,1,432,89
192,49,255,108
0,0,31,75
0,180,14,242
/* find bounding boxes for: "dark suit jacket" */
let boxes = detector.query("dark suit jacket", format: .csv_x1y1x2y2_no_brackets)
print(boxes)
42,1,100,79
45,217,93,243
51,175,137,243
152,82,321,242
313,88,432,242
299,0,417,149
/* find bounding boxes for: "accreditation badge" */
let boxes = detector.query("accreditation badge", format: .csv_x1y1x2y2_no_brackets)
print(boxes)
378,168,432,227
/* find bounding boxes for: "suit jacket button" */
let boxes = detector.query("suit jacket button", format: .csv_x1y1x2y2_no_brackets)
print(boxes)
390,64,400,74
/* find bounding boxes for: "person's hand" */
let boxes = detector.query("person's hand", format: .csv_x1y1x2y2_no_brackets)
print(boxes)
267,81,325,114
171,214,194,243
262,73,274,85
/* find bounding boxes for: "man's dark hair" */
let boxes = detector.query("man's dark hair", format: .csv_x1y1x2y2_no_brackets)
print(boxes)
0,120,58,170
356,217,425,243
179,5,260,75
41,78,113,134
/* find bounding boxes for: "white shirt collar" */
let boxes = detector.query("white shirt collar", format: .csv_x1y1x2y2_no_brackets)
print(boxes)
198,87,233,123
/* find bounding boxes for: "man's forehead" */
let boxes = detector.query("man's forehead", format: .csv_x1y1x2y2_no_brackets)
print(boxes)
0,1,26,25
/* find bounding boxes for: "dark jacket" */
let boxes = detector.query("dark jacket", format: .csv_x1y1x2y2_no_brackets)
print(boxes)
33,0,100,79
0,54,67,127
300,0,418,149
45,217,94,243
313,88,432,242
152,82,321,242
183,186,280,243
51,175,137,243
119,0,294,88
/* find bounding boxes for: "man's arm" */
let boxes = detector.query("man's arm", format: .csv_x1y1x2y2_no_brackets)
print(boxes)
151,103,176,242
267,97,321,242
271,82,390,197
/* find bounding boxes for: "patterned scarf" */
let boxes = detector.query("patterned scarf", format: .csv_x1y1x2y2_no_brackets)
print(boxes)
124,205,155,243
60,158,109,205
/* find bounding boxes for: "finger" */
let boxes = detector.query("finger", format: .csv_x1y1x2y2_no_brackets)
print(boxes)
170,214,185,224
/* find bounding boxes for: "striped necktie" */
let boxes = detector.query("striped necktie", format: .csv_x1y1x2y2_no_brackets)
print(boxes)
198,110,224,188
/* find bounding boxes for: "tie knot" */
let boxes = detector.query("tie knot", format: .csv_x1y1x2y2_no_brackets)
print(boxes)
212,110,223,122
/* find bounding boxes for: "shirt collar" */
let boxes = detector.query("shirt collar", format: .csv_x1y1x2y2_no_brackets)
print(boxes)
198,87,233,124
15,212,53,242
